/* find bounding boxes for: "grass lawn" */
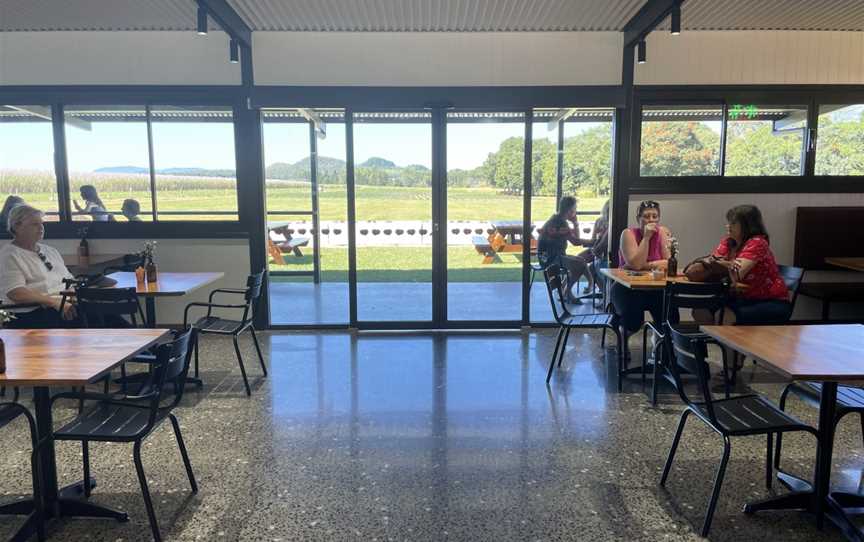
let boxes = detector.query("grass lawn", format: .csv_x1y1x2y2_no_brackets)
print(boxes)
14,184,605,223
270,246,526,283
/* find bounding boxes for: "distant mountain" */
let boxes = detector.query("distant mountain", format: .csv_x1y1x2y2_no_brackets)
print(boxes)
94,166,235,178
95,166,148,174
359,157,396,169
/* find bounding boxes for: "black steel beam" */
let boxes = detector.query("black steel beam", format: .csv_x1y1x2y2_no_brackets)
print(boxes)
623,0,685,48
194,0,252,48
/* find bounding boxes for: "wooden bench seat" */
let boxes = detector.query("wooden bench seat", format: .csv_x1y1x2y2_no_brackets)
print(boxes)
472,235,501,264
267,235,310,265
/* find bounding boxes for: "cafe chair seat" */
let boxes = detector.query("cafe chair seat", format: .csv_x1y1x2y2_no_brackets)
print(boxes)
192,315,244,334
691,394,814,436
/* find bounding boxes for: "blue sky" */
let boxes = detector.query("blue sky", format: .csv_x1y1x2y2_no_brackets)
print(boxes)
1,118,601,173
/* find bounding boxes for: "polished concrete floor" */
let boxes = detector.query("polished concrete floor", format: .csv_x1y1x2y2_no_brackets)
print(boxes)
0,330,858,541
269,280,600,324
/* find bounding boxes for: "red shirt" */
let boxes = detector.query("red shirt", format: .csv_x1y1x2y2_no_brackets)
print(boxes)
712,236,788,301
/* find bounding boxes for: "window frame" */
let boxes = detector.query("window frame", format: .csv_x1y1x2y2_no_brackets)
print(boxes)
0,89,246,239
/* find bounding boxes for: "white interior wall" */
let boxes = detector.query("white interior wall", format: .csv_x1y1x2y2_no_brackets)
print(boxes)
0,31,240,85
250,31,623,86
635,31,864,85
627,193,864,319
9,238,251,325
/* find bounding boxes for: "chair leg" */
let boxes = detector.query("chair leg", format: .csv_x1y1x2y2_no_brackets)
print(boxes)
556,327,572,368
661,409,691,486
651,340,663,406
642,325,649,379
614,327,624,393
249,327,267,377
766,433,774,489
860,412,864,452
169,414,198,494
233,336,252,397
600,327,606,349
773,385,793,469
82,441,91,498
720,347,731,399
702,436,732,538
546,327,565,384
133,440,161,542
194,337,200,379
25,412,46,542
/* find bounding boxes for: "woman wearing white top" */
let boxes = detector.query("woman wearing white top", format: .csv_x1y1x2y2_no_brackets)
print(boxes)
0,204,77,327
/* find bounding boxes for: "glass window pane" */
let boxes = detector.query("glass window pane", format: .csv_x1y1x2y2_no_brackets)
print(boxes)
724,105,805,176
263,109,349,325
640,106,722,177
150,106,238,221
816,104,864,176
64,106,151,222
0,105,59,219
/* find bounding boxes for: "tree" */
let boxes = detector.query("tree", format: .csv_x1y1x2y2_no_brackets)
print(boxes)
724,123,802,176
563,124,613,196
640,121,720,176
814,115,864,175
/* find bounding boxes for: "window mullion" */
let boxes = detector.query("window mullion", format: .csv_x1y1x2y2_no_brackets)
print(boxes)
146,105,159,221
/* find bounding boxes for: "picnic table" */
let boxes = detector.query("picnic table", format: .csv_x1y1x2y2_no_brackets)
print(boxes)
472,221,536,264
267,222,310,264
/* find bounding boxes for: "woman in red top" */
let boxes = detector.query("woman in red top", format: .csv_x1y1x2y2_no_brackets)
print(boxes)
712,205,791,324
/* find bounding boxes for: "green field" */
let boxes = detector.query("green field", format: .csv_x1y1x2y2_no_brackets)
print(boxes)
1,170,605,222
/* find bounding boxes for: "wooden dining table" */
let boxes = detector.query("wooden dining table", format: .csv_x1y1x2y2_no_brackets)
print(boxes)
700,324,864,541
600,267,691,289
0,328,169,541
105,271,224,327
826,257,864,273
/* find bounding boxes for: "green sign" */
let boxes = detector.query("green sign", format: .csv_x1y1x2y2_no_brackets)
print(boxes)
728,104,759,120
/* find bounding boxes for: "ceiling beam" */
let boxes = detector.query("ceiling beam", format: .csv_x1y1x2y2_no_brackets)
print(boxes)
299,108,327,139
194,0,252,48
623,0,685,49
8,105,91,131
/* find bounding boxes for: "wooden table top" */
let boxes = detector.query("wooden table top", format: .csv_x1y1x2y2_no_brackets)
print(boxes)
0,328,169,386
826,257,864,273
600,268,690,289
700,324,864,381
106,271,224,297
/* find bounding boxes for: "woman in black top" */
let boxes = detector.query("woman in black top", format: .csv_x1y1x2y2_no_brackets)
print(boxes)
538,196,588,303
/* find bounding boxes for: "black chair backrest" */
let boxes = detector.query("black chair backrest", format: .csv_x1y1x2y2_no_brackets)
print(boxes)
666,325,716,423
76,287,144,327
138,328,196,418
543,264,570,323
663,281,728,326
777,265,805,309
245,270,265,303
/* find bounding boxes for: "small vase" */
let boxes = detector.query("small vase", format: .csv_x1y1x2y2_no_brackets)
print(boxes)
0,337,6,374
146,260,158,283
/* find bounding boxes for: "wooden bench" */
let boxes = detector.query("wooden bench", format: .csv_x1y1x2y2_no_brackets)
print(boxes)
472,235,501,264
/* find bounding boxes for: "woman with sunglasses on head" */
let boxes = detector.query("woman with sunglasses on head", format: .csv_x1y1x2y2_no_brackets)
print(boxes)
611,200,676,339
0,204,77,327
712,204,790,324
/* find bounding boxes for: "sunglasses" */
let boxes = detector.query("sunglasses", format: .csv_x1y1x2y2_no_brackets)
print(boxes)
640,200,660,209
36,250,53,271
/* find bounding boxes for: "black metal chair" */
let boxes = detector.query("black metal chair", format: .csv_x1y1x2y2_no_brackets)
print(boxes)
184,270,266,396
660,327,818,537
76,287,145,328
50,328,198,542
774,382,864,476
646,281,730,406
543,264,621,386
0,389,45,541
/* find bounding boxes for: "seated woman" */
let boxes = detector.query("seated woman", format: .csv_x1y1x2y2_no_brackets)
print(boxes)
712,204,790,324
0,204,77,328
576,199,610,293
538,196,588,303
611,200,676,336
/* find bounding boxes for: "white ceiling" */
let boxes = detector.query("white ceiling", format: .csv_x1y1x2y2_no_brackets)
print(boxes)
0,0,862,32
